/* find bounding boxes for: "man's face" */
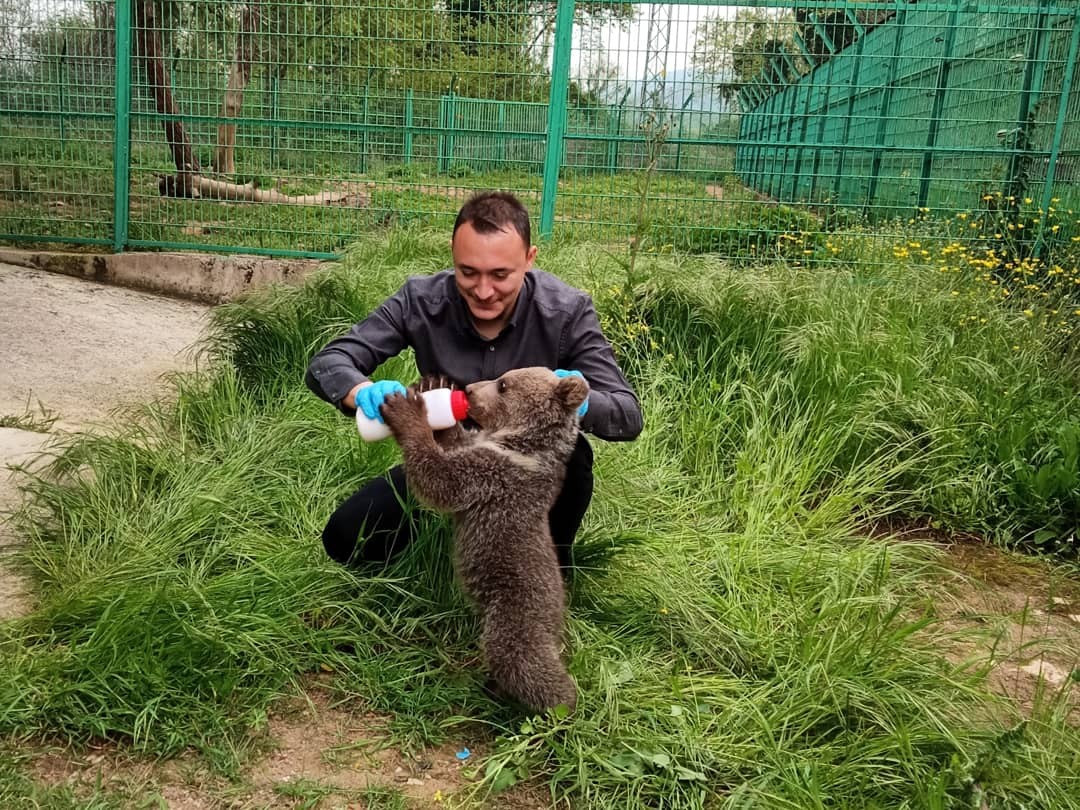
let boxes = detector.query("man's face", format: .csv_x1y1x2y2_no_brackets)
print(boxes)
451,221,537,332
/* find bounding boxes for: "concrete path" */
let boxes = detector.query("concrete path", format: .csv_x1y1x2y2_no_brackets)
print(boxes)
0,263,209,620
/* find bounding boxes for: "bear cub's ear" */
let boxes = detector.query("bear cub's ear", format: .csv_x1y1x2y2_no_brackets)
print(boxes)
554,374,588,412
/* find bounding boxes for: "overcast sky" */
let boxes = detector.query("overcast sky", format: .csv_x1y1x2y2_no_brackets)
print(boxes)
571,3,739,81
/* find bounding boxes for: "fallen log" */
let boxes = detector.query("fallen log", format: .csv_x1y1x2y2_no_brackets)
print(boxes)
157,174,370,207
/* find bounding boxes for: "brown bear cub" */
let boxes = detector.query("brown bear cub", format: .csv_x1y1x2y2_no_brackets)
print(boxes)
380,366,588,714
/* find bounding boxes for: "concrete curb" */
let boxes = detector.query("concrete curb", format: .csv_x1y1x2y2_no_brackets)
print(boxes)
0,248,329,304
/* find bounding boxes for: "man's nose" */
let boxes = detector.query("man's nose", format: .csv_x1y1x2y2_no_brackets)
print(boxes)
474,277,493,299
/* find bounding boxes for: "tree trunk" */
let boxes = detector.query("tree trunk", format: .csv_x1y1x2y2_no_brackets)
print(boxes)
214,3,261,176
133,0,200,196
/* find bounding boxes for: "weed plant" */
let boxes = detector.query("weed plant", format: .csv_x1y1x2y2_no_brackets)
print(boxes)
1,227,1078,807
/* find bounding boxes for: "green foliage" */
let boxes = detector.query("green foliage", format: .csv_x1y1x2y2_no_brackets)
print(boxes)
647,199,824,261
692,9,804,102
606,251,1080,552
2,232,1079,807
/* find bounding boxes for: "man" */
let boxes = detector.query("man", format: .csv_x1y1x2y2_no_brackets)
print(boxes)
306,191,643,567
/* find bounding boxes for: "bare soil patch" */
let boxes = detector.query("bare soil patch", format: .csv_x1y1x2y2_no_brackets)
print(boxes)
27,684,554,809
0,264,207,430
936,540,1079,721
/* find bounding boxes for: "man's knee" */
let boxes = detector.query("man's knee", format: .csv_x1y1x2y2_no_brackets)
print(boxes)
322,467,412,566
322,510,360,565
550,434,594,565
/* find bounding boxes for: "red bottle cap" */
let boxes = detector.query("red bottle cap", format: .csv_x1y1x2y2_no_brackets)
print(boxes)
450,389,470,420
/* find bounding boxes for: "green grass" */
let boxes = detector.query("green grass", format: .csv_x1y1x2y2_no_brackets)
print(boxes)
1,226,1078,807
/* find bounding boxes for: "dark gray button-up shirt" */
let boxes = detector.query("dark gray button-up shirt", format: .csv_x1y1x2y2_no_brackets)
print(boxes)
306,268,643,441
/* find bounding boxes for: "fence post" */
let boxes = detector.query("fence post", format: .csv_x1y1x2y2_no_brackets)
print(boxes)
809,55,835,202
781,69,801,201
498,100,507,168
437,92,452,173
1035,9,1080,256
792,78,815,201
607,88,630,174
764,91,781,197
404,88,413,165
1004,0,1052,201
539,0,575,239
674,93,693,172
112,0,132,253
832,36,866,203
866,5,907,215
606,107,622,174
269,73,279,169
58,38,67,154
359,82,370,174
917,0,961,211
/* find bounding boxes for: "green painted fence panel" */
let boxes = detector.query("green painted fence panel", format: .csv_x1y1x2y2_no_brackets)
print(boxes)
736,2,1079,222
3,0,1080,257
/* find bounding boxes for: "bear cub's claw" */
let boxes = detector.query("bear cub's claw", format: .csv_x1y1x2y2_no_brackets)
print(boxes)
380,388,428,434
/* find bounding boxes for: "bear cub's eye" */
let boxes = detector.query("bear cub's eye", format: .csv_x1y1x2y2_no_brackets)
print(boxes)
498,380,508,393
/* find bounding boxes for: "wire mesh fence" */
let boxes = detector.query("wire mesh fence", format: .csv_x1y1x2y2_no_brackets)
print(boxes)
1,0,1079,264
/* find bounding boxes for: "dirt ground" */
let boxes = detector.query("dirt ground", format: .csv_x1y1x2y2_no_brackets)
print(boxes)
0,261,1076,808
0,263,207,623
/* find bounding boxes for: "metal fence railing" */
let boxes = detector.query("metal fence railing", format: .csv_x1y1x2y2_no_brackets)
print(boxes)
734,2,1080,222
1,1,1078,261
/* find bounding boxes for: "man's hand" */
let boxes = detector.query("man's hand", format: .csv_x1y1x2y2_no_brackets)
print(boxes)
554,369,589,417
354,379,407,423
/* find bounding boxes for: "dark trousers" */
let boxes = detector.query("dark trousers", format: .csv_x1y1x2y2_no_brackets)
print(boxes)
322,434,594,569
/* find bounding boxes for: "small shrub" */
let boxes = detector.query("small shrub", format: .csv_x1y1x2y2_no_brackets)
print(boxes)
648,201,825,262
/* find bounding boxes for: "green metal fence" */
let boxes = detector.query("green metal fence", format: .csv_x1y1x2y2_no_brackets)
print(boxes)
1,0,1078,260
735,1,1080,222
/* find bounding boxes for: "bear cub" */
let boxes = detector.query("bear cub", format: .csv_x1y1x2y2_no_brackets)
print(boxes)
380,366,588,714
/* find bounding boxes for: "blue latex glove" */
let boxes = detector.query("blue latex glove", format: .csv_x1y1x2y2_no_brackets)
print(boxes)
354,379,407,423
554,369,589,417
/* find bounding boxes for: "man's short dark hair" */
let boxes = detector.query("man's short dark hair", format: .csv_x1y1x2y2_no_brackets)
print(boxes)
453,191,532,247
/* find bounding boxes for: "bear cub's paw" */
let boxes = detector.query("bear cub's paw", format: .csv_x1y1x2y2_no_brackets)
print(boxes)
380,389,429,436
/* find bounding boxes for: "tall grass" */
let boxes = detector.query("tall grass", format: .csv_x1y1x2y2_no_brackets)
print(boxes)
1,227,1077,806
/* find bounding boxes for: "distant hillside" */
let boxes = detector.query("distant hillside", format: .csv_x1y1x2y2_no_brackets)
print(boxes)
602,68,733,115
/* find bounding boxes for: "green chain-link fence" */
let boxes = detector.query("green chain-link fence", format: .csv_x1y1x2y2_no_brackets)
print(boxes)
1,0,1079,260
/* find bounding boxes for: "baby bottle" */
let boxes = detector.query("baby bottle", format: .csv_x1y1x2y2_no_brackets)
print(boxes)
356,387,470,442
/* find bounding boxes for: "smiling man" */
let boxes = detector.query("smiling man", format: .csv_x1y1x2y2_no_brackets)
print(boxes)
306,191,642,568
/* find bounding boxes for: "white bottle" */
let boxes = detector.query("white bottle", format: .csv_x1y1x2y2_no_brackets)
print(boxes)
356,387,470,442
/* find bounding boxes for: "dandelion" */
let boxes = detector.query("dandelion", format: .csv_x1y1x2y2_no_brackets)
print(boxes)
434,790,445,803
1023,309,1034,317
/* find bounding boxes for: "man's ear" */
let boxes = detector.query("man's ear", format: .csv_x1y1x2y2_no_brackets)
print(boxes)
554,375,588,411
525,243,538,269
